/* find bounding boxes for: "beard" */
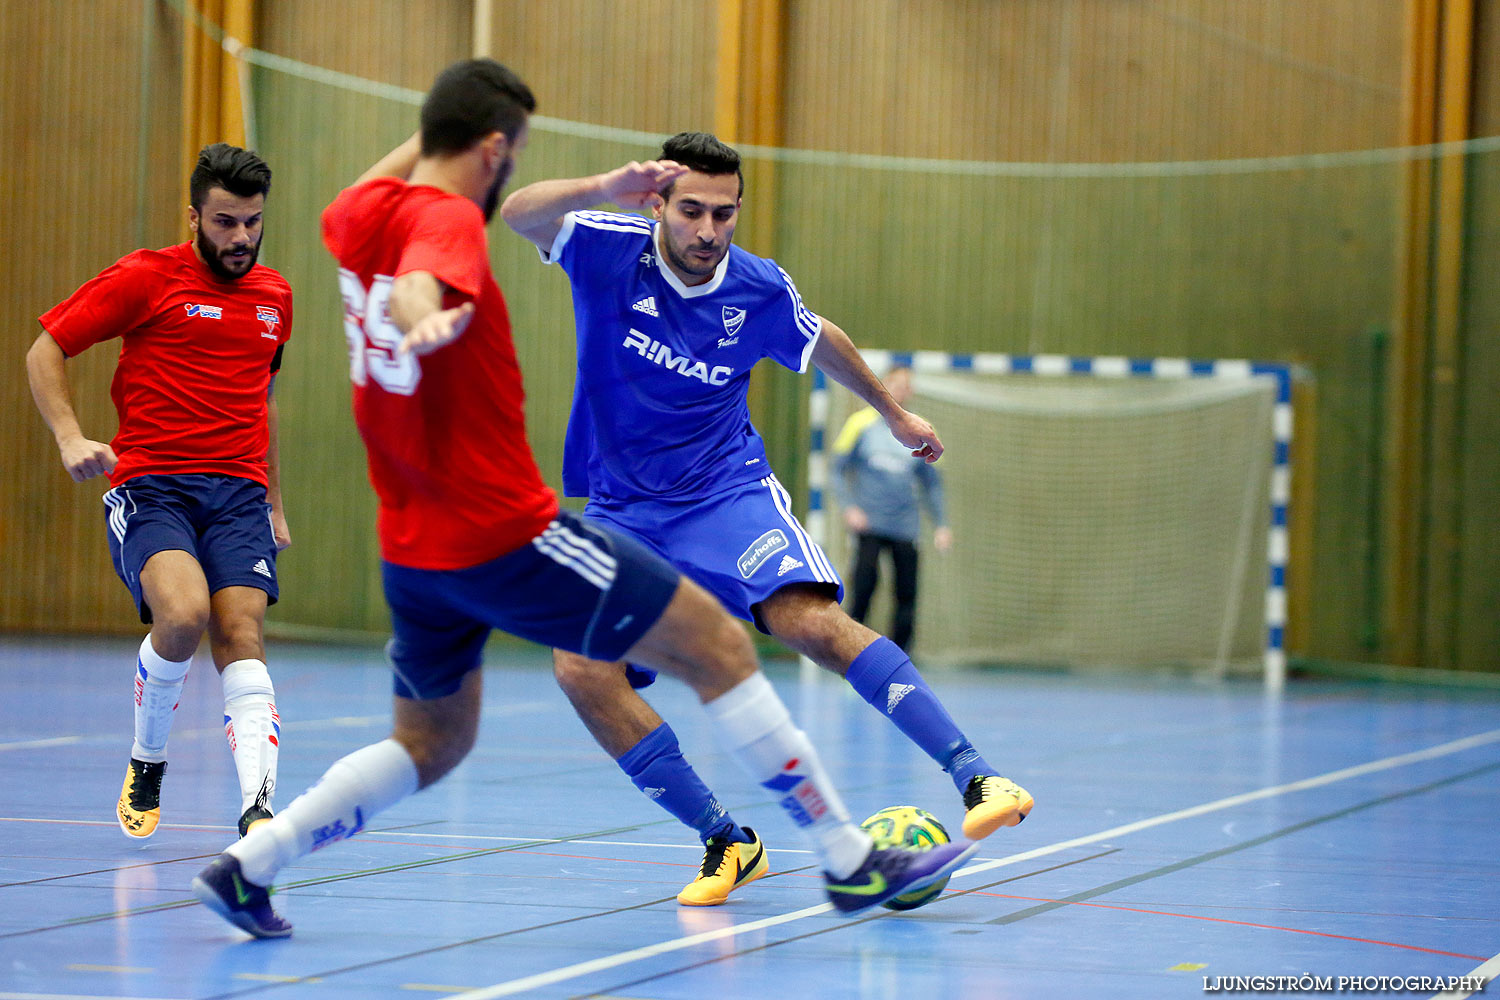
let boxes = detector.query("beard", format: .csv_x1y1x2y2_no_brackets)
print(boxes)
196,227,261,281
663,234,722,278
482,156,514,223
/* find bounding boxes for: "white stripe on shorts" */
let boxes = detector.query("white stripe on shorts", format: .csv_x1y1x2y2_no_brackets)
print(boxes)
103,487,130,543
762,475,838,583
539,520,617,578
531,521,616,590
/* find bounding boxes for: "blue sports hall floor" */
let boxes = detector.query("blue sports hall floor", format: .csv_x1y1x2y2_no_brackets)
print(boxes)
1,634,1497,999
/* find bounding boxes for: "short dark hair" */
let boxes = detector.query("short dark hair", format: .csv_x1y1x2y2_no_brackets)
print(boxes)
660,132,743,199
189,143,271,209
421,58,536,157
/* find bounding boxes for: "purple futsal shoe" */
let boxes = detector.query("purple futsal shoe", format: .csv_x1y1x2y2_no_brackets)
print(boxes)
824,839,979,914
191,853,292,939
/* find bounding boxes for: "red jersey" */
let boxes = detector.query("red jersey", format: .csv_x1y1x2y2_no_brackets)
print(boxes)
321,178,559,570
39,243,292,488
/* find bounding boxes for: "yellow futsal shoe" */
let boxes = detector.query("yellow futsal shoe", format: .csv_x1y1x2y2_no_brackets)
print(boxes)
677,827,770,906
239,776,275,837
961,775,1034,840
117,758,166,839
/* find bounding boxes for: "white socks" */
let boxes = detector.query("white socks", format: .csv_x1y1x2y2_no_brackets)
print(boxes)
229,738,419,886
704,673,872,878
131,635,191,764
221,659,280,813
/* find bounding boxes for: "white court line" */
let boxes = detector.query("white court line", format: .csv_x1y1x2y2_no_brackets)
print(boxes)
954,726,1500,880
1432,952,1500,999
0,714,390,754
0,736,88,752
446,727,1500,1000
0,703,549,754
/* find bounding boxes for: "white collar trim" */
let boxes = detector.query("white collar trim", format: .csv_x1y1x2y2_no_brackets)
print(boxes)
653,222,729,298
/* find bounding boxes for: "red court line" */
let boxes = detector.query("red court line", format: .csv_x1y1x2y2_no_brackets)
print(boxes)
972,890,1487,961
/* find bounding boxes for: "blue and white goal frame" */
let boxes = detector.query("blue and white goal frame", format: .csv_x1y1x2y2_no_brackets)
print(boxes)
807,351,1295,691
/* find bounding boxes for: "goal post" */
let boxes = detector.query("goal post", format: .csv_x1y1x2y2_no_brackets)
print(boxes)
807,351,1294,690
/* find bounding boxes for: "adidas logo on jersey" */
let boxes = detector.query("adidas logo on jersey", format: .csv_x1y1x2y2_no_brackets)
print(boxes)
632,297,659,317
645,786,666,800
251,558,272,579
886,682,915,714
776,554,805,577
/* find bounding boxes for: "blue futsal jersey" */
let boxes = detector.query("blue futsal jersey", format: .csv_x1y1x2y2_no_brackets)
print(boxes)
544,211,822,501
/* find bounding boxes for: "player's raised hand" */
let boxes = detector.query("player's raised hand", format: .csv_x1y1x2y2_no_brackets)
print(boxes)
398,301,475,357
58,434,118,482
885,408,944,463
602,160,689,209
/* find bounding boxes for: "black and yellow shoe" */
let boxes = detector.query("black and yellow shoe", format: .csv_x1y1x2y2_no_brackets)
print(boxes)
677,827,769,906
961,774,1034,839
117,758,166,840
238,774,275,837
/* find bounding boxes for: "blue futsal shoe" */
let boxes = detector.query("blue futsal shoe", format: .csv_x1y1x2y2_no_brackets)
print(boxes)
191,853,292,938
824,839,979,914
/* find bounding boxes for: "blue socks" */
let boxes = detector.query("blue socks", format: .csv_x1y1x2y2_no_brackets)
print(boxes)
845,637,994,793
617,723,749,845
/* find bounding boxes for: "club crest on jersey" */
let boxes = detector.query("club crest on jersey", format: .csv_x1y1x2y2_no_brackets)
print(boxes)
184,303,223,319
722,306,746,338
256,305,282,339
737,529,789,579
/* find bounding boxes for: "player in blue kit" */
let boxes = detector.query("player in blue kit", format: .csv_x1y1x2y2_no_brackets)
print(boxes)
502,132,1033,906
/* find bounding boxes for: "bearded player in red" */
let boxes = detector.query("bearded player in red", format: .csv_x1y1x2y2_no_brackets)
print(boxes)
190,58,975,939
27,143,292,842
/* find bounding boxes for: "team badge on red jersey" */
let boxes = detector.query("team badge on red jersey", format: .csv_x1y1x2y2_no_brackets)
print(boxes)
256,306,282,340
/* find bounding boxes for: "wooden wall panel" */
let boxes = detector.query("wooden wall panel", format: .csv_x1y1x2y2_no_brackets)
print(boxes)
1477,0,1499,132
255,0,468,91
485,1,717,136
784,0,1404,160
1,1,183,634
1457,0,1499,670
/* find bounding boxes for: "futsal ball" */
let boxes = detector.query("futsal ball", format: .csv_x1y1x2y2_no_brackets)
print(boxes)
860,805,953,910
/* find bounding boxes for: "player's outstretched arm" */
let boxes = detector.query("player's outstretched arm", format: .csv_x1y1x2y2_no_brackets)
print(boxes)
390,270,475,357
811,318,944,463
500,159,689,252
25,332,117,482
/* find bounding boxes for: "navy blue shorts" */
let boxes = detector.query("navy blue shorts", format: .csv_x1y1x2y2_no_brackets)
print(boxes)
102,474,279,625
381,510,680,700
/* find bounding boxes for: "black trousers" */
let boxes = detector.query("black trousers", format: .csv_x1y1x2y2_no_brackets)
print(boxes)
847,532,920,652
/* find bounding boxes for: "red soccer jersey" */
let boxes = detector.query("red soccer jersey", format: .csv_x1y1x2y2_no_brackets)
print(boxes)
321,178,559,570
39,243,293,488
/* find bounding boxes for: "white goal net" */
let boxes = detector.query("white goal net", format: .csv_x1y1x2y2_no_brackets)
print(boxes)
808,353,1292,685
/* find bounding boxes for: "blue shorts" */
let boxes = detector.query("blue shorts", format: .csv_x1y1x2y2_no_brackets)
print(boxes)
381,510,680,700
102,474,279,625
585,473,843,634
